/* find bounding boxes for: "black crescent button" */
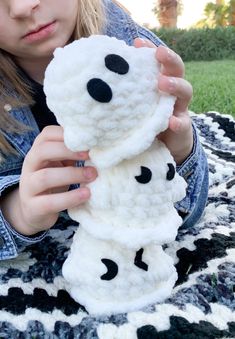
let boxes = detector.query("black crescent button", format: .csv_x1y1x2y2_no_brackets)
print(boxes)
134,248,148,271
135,166,152,184
100,258,118,280
166,163,175,180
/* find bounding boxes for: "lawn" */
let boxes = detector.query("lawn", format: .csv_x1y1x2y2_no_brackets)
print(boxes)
184,59,235,118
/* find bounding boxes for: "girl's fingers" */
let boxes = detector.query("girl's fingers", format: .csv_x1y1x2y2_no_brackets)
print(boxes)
156,45,185,77
33,125,64,145
29,166,97,195
168,114,192,134
25,141,89,171
158,75,193,114
134,39,184,78
133,37,156,49
28,125,89,169
134,39,189,110
33,187,91,216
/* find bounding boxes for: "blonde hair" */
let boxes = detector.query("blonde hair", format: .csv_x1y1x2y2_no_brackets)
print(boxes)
0,0,105,155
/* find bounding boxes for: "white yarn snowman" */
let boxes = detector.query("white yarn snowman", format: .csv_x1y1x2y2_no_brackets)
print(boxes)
44,35,187,315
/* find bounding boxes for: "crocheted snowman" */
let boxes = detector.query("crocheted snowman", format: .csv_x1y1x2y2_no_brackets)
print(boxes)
44,35,187,315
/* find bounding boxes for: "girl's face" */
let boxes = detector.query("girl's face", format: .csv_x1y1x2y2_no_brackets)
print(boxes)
0,0,78,61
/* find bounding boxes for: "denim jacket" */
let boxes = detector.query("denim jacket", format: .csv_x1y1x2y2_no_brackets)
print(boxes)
0,0,208,260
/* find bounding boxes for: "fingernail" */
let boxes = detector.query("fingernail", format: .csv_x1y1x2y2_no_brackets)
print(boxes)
166,48,175,61
137,38,147,44
168,78,177,91
174,119,182,132
84,167,95,179
79,187,90,199
76,151,87,159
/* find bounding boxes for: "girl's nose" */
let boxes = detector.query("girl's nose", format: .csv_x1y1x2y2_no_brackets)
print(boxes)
9,0,40,19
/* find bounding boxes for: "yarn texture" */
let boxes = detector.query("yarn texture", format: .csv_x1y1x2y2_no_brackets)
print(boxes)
44,35,187,315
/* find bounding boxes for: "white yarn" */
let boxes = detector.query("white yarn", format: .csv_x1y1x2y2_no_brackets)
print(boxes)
44,35,187,315
44,35,175,168
69,139,186,248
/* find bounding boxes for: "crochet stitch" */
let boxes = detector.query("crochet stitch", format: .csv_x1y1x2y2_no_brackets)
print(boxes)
44,35,187,315
0,111,234,337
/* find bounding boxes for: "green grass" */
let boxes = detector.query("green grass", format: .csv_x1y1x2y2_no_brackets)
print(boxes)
184,59,235,117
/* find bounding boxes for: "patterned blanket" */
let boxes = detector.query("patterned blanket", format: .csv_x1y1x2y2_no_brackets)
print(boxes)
0,112,234,339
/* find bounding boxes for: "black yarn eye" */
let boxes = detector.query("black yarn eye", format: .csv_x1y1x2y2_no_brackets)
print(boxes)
87,78,112,103
100,258,118,280
105,54,129,75
134,248,148,271
135,166,152,184
166,163,175,180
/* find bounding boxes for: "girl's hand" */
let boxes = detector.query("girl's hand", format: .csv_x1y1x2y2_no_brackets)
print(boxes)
1,126,97,236
134,38,194,165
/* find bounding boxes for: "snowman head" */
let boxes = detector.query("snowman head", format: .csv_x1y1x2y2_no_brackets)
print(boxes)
44,35,175,168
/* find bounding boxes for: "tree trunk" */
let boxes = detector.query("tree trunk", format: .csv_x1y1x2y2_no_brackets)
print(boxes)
158,0,178,28
230,0,235,25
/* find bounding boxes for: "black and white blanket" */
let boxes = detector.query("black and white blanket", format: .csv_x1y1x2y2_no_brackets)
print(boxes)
0,112,234,339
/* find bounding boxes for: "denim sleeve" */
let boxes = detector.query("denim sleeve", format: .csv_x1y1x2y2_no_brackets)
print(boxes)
135,25,167,47
175,122,209,228
0,175,47,260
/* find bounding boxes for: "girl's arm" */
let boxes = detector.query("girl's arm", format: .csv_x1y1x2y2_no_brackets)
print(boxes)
0,125,97,259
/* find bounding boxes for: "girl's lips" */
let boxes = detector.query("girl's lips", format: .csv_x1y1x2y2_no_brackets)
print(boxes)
23,21,56,43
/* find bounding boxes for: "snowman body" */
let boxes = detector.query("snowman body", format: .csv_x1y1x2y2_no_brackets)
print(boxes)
69,139,187,249
62,227,177,315
44,35,187,315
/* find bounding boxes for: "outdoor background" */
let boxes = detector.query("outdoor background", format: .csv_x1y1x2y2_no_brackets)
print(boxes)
119,0,235,117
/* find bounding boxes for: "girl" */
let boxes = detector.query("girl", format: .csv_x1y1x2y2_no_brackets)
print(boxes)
0,0,208,260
